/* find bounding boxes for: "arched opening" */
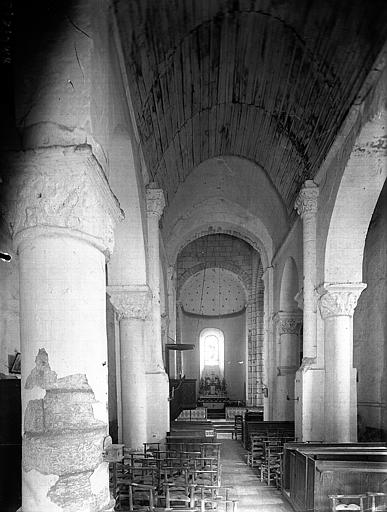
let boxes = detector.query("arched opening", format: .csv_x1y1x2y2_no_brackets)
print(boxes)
199,328,225,394
354,179,387,441
176,233,263,411
273,257,302,421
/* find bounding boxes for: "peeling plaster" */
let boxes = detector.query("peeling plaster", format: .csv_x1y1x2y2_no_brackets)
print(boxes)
22,469,61,512
90,462,110,502
23,348,109,508
47,471,93,511
25,348,57,390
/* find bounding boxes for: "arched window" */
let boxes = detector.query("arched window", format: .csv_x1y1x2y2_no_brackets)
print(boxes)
199,328,224,378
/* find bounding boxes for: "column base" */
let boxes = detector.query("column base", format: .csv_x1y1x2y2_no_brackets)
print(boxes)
146,371,170,442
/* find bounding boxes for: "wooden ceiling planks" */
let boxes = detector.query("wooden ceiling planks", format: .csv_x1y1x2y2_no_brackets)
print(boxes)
116,0,387,212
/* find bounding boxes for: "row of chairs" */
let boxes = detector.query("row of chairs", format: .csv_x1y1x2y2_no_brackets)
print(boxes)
112,441,237,511
245,431,294,488
329,492,387,511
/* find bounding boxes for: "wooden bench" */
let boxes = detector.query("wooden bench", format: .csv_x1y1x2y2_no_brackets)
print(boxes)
282,443,387,512
282,442,387,493
242,420,294,449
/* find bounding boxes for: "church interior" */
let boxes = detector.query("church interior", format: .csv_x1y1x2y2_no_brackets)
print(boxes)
0,0,386,511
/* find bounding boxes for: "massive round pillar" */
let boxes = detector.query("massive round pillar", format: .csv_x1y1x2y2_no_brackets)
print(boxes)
319,283,366,442
7,146,122,512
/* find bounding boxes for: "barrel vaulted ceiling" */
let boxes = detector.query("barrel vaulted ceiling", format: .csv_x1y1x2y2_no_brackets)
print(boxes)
115,0,387,212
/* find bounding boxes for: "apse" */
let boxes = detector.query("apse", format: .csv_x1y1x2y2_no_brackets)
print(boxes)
176,233,264,405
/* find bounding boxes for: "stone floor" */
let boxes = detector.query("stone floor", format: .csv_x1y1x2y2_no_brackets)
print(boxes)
219,439,294,512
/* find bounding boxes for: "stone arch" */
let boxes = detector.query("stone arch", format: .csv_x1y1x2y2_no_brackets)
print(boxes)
324,112,386,284
167,215,271,271
107,125,147,284
280,257,300,312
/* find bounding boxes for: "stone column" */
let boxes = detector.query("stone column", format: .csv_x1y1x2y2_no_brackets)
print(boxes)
274,312,302,421
166,266,177,378
262,266,273,420
6,146,122,512
176,302,184,376
146,185,166,370
294,180,319,440
108,285,151,450
319,283,366,442
145,184,169,440
295,180,319,359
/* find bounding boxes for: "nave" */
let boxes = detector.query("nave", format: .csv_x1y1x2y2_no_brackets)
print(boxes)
220,439,293,512
1,1,386,511
111,421,294,512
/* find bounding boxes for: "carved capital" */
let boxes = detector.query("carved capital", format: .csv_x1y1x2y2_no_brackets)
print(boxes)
107,285,152,320
318,283,367,319
3,146,123,257
146,185,165,218
280,318,302,335
274,312,302,335
295,180,319,218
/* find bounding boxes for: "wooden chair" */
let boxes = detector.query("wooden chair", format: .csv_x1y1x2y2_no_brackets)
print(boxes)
195,486,238,512
328,494,367,511
260,446,282,486
128,482,158,511
162,482,197,510
233,415,243,441
247,433,265,468
367,492,387,511
157,465,198,511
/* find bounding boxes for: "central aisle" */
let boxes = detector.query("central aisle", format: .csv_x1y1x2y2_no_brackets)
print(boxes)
219,439,294,512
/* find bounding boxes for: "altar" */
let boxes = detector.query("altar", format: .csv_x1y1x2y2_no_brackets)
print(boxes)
199,395,228,410
198,374,228,412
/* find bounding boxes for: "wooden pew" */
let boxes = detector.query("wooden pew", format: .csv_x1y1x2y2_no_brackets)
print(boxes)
282,443,387,512
282,442,387,493
242,420,294,449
